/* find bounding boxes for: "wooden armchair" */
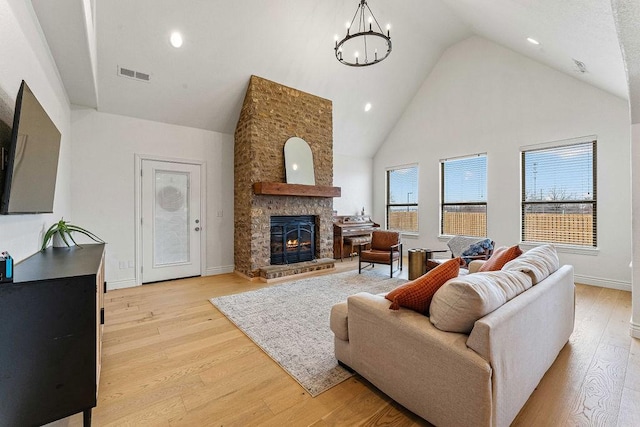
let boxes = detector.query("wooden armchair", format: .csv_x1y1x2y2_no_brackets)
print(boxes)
358,230,403,277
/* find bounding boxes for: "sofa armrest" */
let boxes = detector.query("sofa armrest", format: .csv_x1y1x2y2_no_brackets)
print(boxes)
344,292,492,427
330,301,349,341
467,265,575,427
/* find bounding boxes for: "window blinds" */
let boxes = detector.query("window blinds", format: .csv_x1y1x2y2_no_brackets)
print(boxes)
521,141,596,247
441,155,487,237
387,166,418,233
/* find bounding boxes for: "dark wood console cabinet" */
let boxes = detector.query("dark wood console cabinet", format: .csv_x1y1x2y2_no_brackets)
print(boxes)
0,244,105,426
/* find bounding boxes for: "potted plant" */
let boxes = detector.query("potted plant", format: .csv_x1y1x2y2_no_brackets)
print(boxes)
41,218,104,250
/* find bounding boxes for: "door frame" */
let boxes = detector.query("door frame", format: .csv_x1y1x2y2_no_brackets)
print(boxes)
134,154,207,285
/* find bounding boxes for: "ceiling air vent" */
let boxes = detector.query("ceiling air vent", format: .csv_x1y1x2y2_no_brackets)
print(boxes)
118,66,151,82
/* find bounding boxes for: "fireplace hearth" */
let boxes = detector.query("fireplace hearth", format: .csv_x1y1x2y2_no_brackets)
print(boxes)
270,216,316,265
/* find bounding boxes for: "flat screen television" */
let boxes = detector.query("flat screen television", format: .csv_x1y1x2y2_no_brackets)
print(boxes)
1,81,61,214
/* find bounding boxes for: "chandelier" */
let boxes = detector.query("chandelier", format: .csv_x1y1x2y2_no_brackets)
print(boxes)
334,0,392,67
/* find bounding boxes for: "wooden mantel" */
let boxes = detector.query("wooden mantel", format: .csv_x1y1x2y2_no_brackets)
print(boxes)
253,182,341,198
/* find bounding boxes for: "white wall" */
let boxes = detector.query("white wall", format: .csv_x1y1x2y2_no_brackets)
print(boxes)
70,108,234,289
631,123,640,337
332,153,373,216
0,0,72,262
374,36,632,289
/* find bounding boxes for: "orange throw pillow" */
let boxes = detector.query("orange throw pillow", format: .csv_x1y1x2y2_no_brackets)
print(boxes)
478,245,523,272
386,258,460,314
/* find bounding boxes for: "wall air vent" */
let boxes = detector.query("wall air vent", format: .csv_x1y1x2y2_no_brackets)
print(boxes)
118,66,151,82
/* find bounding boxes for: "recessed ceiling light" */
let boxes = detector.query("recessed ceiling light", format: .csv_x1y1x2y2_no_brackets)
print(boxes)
364,103,372,112
527,37,540,45
170,32,183,48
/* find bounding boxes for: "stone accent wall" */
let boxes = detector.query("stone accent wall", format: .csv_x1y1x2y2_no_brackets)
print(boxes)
234,76,334,278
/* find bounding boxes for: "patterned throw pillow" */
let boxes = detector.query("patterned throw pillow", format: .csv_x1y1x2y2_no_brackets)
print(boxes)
478,245,522,272
386,258,460,314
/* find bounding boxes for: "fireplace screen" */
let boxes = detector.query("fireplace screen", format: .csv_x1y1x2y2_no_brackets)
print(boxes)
270,216,315,265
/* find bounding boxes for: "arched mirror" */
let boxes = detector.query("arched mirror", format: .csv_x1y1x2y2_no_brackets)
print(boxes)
284,137,315,185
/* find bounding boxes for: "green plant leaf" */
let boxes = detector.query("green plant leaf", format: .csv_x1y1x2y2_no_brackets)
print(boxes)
41,222,60,250
41,217,105,250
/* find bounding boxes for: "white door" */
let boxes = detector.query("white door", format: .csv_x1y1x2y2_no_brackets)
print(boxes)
141,160,202,283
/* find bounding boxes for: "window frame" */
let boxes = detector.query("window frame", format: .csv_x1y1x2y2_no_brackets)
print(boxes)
439,153,488,237
520,138,597,248
386,164,419,234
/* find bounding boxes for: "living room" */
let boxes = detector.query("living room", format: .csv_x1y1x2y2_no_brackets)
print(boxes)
0,0,639,425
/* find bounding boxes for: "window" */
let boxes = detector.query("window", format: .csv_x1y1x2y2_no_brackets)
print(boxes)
521,139,596,247
386,166,418,233
440,154,487,237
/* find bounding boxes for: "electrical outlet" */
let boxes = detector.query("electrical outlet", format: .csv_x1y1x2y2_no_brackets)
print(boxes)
118,261,126,269
128,261,134,268
217,210,223,218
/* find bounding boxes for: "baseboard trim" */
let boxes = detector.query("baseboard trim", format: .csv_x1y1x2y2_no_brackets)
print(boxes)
573,274,631,292
107,278,138,291
107,266,233,290
204,265,235,276
630,321,640,339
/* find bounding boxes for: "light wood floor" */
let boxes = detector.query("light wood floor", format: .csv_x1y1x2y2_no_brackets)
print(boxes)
57,259,639,426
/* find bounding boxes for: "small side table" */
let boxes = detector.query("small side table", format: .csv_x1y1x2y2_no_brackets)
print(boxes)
408,249,449,279
424,249,449,272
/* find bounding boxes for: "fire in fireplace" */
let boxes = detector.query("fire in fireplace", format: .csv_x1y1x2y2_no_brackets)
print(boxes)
270,216,316,265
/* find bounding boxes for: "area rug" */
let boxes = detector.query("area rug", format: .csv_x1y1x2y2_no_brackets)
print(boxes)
209,269,406,396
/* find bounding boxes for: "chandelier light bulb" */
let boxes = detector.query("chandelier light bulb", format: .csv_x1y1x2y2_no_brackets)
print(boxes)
365,103,372,112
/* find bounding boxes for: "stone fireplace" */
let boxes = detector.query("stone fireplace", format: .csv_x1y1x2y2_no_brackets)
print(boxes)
234,76,337,279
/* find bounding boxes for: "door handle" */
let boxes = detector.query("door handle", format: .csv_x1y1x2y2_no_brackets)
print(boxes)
195,227,200,231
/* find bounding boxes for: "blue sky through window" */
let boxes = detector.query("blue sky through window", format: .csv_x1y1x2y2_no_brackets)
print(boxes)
523,142,594,201
388,167,418,204
443,156,487,203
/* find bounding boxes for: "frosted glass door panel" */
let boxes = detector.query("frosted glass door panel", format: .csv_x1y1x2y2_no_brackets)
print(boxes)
154,171,190,266
141,160,202,283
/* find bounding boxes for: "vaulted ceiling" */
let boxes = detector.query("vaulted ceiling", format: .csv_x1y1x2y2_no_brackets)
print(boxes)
32,0,631,157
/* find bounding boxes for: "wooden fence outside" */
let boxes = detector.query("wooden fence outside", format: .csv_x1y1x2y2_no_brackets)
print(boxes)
388,211,418,232
523,213,594,246
391,211,594,246
443,212,486,237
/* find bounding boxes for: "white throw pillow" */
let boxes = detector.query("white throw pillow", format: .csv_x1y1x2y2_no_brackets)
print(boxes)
430,270,533,334
501,244,559,285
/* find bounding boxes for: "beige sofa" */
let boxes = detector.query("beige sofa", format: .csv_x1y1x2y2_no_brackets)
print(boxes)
330,262,575,427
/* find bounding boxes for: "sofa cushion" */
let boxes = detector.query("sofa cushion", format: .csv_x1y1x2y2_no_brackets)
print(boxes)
478,245,522,272
361,249,401,263
430,270,533,333
502,244,559,284
385,258,460,314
